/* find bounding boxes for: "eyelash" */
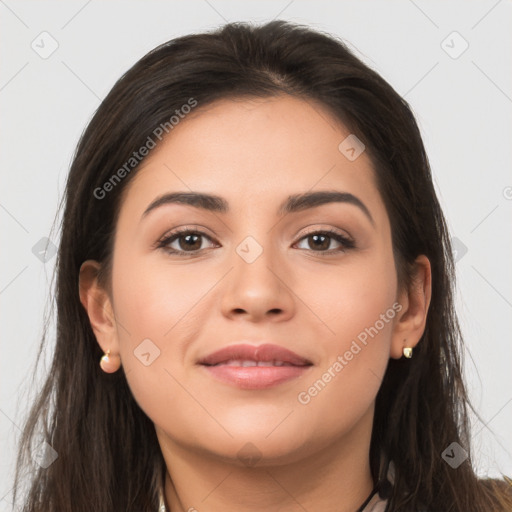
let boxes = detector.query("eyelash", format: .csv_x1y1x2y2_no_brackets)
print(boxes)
154,226,356,257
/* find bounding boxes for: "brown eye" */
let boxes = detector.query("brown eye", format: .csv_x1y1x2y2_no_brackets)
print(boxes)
305,233,332,251
157,229,217,256
156,227,355,257
295,230,355,255
175,232,203,251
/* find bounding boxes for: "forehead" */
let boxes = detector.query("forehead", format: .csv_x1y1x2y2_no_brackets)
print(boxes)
118,95,386,224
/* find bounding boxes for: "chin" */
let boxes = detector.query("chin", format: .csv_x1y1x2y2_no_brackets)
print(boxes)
191,426,317,467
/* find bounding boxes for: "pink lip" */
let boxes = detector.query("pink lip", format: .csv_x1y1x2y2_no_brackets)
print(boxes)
198,343,313,390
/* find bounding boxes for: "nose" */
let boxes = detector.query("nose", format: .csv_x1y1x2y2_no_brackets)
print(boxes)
220,237,295,323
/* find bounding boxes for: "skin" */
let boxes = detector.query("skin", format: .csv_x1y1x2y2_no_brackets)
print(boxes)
79,94,431,512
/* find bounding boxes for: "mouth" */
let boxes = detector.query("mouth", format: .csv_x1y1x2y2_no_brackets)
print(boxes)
203,359,305,367
197,343,313,389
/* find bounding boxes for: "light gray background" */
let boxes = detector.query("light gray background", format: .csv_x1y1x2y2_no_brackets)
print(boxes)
1,0,511,507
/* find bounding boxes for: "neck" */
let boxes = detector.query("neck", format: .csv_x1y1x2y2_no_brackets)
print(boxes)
156,407,376,512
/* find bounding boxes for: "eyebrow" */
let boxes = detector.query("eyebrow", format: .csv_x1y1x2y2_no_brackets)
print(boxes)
141,190,375,226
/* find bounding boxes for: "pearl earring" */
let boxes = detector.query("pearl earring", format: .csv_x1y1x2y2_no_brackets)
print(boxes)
402,346,413,359
100,349,121,373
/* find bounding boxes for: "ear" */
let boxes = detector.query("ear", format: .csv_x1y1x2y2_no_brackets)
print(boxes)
78,260,120,355
390,254,432,359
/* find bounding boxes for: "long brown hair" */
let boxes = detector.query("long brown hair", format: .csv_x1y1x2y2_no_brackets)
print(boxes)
12,20,512,511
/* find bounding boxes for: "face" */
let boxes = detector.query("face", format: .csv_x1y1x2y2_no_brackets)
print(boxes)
103,95,404,465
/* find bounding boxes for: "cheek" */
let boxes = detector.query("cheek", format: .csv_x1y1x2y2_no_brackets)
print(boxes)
294,252,397,425
112,250,213,346
111,254,217,419
299,249,397,349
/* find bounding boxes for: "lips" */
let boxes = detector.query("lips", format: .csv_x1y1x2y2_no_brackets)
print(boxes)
198,343,312,367
198,343,313,390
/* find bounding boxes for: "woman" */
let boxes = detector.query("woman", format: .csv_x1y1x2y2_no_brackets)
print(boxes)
12,20,512,511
